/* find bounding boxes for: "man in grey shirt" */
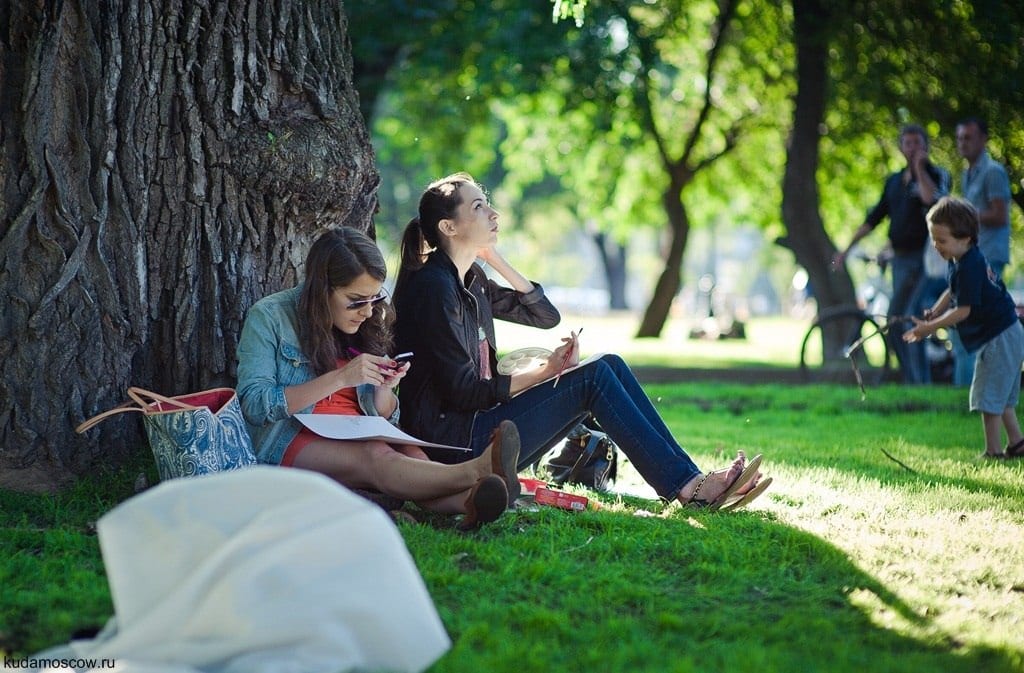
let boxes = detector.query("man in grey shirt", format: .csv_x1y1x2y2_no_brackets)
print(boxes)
956,117,1012,279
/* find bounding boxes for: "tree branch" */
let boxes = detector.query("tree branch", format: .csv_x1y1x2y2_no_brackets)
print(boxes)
679,0,739,170
611,1,671,169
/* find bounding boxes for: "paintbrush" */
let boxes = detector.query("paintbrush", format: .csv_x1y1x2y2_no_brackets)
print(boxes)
551,328,583,389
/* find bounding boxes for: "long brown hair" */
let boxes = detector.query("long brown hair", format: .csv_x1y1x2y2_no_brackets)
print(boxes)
299,228,393,375
394,172,480,296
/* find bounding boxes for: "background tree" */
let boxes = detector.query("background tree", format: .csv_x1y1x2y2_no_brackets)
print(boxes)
0,1,378,490
602,0,789,337
358,2,1022,340
780,0,857,317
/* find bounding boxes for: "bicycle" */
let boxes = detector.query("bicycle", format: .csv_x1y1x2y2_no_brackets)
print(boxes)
799,251,953,391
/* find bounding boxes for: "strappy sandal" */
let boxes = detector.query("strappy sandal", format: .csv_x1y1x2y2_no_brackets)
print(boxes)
719,476,773,512
685,454,762,511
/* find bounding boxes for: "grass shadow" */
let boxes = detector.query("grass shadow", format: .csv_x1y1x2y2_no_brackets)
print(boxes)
401,506,1019,673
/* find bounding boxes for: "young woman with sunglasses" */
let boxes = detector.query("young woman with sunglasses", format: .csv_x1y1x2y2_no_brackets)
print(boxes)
392,174,771,512
236,227,520,529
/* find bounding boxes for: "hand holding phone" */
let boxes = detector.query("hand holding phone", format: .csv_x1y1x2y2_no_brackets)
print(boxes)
391,352,413,369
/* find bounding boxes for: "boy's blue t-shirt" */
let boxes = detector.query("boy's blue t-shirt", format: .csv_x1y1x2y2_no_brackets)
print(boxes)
949,245,1018,352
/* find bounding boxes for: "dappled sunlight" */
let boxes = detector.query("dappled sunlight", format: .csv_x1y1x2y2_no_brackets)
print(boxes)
488,352,1022,666
762,463,1024,652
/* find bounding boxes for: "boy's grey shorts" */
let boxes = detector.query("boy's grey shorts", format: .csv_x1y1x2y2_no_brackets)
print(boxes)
970,320,1024,414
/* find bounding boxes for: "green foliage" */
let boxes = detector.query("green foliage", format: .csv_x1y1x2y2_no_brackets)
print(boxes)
820,0,1024,241
359,0,795,253
551,0,587,27
356,0,1024,288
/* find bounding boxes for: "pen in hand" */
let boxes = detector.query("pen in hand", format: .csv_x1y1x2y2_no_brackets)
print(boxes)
552,328,582,389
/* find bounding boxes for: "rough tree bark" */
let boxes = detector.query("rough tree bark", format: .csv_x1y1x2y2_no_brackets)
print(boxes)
0,0,378,491
780,0,856,328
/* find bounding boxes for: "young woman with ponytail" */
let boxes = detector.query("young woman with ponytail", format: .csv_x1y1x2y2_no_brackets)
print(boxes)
392,174,771,511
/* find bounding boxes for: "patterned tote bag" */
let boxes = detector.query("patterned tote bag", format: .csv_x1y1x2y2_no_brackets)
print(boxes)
77,387,257,481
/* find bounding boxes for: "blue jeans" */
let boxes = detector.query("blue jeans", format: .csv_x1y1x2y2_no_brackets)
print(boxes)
468,354,700,499
888,252,929,384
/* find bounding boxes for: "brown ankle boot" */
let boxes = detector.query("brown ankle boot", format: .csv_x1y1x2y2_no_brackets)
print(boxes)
457,474,508,531
484,420,521,506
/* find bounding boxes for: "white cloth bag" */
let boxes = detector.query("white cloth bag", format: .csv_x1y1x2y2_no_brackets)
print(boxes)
25,466,450,673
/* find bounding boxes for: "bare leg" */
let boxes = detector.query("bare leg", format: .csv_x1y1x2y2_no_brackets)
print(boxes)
395,445,430,460
415,491,475,514
386,445,475,512
292,439,490,504
982,412,1004,455
1002,407,1023,449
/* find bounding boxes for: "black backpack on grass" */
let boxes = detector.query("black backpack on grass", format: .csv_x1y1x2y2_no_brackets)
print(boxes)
543,420,618,492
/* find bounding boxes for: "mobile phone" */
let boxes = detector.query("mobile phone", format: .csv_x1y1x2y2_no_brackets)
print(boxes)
392,352,414,366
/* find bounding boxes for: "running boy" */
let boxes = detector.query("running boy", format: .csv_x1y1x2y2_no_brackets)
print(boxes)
903,196,1024,458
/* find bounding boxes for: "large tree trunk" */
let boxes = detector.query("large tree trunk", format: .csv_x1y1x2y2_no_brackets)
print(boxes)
781,0,855,322
0,0,378,491
636,176,689,338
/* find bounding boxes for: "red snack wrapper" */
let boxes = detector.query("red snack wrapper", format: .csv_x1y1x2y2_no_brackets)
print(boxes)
534,487,589,511
518,477,547,496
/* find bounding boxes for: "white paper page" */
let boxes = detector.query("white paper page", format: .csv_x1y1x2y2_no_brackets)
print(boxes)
295,414,470,453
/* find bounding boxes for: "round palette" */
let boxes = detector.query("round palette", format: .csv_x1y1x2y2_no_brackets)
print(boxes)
497,347,552,375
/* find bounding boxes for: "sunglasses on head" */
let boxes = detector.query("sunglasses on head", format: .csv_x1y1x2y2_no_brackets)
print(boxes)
346,289,389,311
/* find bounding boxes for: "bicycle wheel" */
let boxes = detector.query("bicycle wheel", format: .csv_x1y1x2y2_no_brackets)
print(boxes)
800,307,892,385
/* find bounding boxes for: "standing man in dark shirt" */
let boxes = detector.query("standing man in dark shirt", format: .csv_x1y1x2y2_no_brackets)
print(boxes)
833,124,951,383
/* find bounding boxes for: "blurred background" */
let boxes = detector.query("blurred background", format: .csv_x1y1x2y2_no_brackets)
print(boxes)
349,0,1024,346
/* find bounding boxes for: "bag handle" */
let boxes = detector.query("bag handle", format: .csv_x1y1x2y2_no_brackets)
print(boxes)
566,432,604,484
75,401,144,433
75,387,202,434
126,387,201,411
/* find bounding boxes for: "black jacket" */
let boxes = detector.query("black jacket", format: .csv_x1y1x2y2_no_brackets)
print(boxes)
864,163,950,254
393,251,561,448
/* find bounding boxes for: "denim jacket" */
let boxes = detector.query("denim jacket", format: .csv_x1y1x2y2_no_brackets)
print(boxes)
236,286,400,464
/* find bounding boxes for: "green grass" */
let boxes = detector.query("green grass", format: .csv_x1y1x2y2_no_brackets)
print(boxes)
395,383,1023,673
0,452,153,657
2,316,1023,671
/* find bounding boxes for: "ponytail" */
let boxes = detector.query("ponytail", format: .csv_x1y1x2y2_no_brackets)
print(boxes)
395,217,428,297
